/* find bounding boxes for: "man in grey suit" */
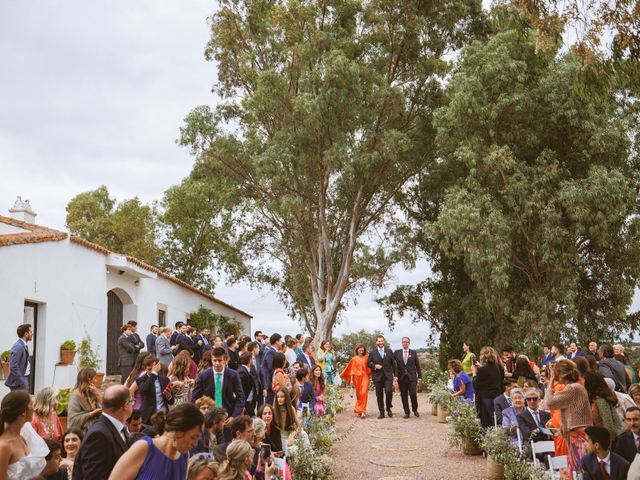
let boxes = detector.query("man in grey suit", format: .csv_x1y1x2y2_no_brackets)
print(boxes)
117,324,137,381
599,343,630,393
5,323,32,391
156,327,176,367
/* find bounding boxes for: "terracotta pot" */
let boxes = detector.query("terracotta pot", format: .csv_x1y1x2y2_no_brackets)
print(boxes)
431,403,438,416
486,455,504,479
60,350,76,365
59,416,68,432
93,372,105,388
437,405,449,423
462,436,483,456
1,361,8,379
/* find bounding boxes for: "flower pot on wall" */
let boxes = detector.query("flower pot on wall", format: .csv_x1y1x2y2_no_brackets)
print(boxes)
60,350,76,365
93,372,105,388
1,361,8,379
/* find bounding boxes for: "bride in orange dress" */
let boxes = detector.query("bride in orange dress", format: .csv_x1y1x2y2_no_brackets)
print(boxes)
340,344,372,418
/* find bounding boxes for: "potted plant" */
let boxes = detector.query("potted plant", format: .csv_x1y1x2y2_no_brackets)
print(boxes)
448,400,484,456
60,340,77,365
56,387,71,431
483,427,509,479
430,386,452,423
1,350,9,379
78,337,104,387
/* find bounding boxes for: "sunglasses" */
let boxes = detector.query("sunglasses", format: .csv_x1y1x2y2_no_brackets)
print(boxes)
525,397,539,402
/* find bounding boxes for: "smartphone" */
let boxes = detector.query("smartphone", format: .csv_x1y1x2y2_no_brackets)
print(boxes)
261,442,271,460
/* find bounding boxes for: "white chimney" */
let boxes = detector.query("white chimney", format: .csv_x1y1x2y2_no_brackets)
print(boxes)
9,196,37,224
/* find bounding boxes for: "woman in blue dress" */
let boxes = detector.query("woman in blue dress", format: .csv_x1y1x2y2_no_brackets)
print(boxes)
317,341,336,384
449,359,476,401
109,403,204,480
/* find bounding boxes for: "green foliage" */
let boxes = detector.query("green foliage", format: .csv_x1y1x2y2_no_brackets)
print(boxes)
380,19,640,358
56,388,71,417
428,384,453,409
188,307,243,337
78,337,101,369
323,384,345,416
0,351,9,362
287,435,333,480
60,340,76,351
421,359,448,392
332,329,388,369
179,0,485,341
448,400,484,450
216,316,243,338
66,186,161,266
483,427,546,479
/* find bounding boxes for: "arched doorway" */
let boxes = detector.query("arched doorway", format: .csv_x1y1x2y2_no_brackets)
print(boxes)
106,288,134,375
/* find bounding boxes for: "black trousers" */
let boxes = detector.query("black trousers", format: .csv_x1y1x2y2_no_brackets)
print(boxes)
398,375,418,414
374,377,393,413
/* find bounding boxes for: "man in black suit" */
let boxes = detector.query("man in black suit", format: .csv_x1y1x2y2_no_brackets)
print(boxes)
261,334,282,405
238,351,258,416
127,320,145,354
145,324,158,356
170,321,184,348
176,324,195,355
117,324,137,381
198,327,212,352
73,385,133,480
193,346,245,441
613,406,640,463
367,334,397,419
493,378,517,425
248,341,264,408
516,388,552,442
393,336,422,418
582,426,630,480
135,357,174,424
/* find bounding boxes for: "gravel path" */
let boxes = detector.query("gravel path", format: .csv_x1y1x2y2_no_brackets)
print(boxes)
331,390,486,480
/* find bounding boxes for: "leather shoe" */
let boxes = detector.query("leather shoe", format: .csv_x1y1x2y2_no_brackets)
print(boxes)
414,411,420,417
403,413,410,419
387,410,393,418
377,413,385,419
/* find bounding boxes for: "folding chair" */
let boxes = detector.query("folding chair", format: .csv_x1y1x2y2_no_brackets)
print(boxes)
546,454,567,479
516,428,523,454
494,412,498,427
530,439,555,466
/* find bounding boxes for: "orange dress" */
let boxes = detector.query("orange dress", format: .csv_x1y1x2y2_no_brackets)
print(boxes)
340,355,372,415
551,382,568,456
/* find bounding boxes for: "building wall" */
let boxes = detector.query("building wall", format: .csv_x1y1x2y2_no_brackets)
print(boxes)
0,238,251,397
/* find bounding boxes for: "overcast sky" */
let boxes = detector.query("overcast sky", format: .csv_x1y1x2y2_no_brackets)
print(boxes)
0,1,432,348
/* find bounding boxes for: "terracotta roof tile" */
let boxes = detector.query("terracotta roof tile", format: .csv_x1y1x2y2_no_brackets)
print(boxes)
0,215,67,247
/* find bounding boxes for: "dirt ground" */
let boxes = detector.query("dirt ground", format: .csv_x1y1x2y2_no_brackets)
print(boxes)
331,390,486,480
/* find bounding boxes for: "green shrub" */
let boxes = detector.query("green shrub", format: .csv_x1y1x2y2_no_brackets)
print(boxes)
448,400,484,450
288,435,333,480
56,388,71,416
0,350,9,362
60,340,76,351
323,384,344,416
78,337,101,369
482,427,546,480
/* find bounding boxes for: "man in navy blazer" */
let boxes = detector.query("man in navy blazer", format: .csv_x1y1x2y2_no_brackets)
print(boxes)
613,406,640,463
5,324,32,391
73,385,133,480
393,337,422,418
296,342,316,370
367,334,397,418
516,388,551,442
582,426,630,480
493,378,517,425
260,333,283,405
145,324,158,356
193,346,245,440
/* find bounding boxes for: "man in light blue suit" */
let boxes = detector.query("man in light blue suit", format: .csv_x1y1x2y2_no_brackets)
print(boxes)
5,323,32,391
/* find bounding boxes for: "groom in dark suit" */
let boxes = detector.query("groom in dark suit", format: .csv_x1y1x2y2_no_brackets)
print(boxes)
5,324,32,392
193,346,245,440
394,337,422,418
73,385,133,480
368,335,397,419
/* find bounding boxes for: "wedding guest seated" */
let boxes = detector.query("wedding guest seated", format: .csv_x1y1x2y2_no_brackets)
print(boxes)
195,396,215,416
517,388,552,443
59,428,83,478
67,368,102,434
604,377,636,424
501,387,526,447
190,407,228,458
493,378,516,425
582,426,630,480
187,454,219,480
513,357,539,389
258,404,283,454
216,416,255,458
613,406,640,463
629,383,640,407
126,409,144,433
218,440,275,480
41,439,68,480
448,359,475,401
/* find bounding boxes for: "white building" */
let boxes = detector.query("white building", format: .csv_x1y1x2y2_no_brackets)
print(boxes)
0,197,252,394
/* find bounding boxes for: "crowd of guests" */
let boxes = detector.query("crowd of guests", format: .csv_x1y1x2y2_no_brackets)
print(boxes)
0,323,340,480
447,340,640,479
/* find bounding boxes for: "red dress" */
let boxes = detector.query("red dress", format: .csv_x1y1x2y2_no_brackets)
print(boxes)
340,355,372,415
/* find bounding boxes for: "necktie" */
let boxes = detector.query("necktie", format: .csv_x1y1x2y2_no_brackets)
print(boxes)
215,372,223,406
532,411,540,427
121,426,129,445
25,344,29,355
403,350,408,364
599,460,610,480
636,435,640,453
507,397,513,407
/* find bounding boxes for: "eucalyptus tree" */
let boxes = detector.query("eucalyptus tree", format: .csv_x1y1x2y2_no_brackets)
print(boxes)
179,0,483,340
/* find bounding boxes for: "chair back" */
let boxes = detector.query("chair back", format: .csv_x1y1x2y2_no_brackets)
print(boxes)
547,454,568,479
530,440,555,466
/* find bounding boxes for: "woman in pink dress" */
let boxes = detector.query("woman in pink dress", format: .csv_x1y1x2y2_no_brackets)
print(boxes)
311,365,326,416
30,387,64,442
